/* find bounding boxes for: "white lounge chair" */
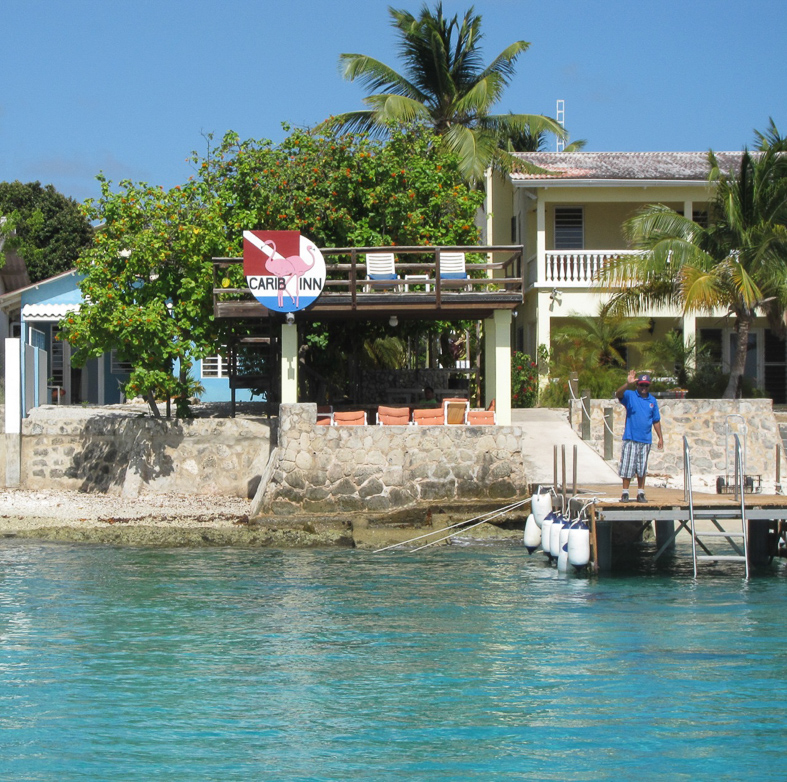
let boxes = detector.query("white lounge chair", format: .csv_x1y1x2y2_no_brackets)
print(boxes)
439,252,470,289
365,253,400,291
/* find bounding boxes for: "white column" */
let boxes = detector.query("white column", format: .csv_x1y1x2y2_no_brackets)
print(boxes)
536,193,546,282
485,167,494,244
492,310,512,426
484,314,496,406
536,289,552,366
683,200,693,220
280,323,298,404
4,338,21,486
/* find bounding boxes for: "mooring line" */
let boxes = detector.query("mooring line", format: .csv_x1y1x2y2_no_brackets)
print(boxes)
411,498,532,552
373,497,532,554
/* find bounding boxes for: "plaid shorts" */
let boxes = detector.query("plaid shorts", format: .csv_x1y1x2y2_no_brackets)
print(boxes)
619,440,651,479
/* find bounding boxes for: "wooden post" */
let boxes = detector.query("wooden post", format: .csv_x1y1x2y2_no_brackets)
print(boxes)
568,372,579,402
553,445,558,488
581,388,591,441
604,406,614,460
572,444,578,497
589,503,599,574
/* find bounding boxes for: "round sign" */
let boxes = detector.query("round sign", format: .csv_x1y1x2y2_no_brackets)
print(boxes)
243,230,326,313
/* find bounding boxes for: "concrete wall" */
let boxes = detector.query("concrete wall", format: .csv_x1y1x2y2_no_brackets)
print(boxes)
570,397,783,492
12,407,272,498
263,403,529,515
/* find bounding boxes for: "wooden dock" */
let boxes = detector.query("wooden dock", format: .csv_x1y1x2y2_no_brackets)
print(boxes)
560,484,787,573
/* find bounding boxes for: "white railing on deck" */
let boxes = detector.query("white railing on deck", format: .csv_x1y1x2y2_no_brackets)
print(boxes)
543,250,642,286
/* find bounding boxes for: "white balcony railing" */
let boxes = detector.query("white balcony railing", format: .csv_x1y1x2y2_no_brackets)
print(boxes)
541,250,643,287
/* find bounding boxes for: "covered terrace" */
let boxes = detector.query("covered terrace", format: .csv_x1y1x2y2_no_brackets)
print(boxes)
212,245,524,425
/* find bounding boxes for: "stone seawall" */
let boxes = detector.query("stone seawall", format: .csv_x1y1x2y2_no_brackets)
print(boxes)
569,397,782,491
12,407,272,498
263,404,528,515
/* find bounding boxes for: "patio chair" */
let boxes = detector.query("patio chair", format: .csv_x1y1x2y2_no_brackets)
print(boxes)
377,405,410,426
467,399,496,425
333,410,367,426
365,252,400,291
439,252,470,290
466,409,496,425
316,405,333,426
442,397,469,425
411,407,445,426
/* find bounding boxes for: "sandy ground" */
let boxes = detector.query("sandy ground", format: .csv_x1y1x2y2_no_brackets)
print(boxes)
0,488,252,529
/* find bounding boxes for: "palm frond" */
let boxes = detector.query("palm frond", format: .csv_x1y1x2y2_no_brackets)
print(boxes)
679,264,729,313
482,112,567,140
339,54,424,100
442,124,499,182
363,93,431,124
317,110,381,136
476,40,531,87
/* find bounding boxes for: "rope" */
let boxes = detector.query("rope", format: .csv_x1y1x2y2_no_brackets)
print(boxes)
373,497,532,553
410,498,532,552
568,382,623,441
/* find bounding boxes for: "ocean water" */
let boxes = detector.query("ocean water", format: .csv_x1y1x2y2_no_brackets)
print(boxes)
0,539,785,781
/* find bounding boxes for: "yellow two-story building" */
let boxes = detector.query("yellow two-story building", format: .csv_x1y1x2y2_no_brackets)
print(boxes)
485,151,787,402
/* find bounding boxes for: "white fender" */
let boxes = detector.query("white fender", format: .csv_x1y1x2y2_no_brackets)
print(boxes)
549,513,563,559
523,513,541,553
531,491,552,528
568,520,591,569
541,511,556,555
557,520,572,572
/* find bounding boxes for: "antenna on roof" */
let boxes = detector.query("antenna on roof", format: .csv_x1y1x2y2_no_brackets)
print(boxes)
556,99,565,152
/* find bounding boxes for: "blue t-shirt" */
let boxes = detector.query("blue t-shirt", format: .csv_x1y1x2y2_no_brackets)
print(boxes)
619,389,661,443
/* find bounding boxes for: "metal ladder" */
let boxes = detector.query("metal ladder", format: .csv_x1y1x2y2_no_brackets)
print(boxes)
684,435,749,579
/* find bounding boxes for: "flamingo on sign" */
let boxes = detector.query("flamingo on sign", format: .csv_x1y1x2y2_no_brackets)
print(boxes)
243,231,317,308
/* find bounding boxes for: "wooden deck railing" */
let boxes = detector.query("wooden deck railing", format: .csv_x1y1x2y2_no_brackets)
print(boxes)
212,245,525,314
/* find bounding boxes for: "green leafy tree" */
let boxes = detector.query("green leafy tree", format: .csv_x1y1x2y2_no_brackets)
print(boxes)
0,181,93,282
62,125,484,412
321,3,565,182
204,124,485,399
61,176,228,417
604,142,787,398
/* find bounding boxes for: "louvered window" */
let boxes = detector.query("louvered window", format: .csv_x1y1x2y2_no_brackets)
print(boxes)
554,207,584,250
201,354,229,378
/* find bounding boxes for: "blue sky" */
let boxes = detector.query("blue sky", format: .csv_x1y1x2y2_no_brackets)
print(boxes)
3,0,786,203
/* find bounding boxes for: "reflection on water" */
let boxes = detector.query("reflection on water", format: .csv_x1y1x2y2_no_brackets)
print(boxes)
0,541,785,781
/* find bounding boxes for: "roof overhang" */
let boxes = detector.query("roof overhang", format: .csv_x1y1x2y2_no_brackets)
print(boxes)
512,178,711,189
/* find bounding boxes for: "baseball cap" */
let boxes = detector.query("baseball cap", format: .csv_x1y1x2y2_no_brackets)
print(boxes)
637,374,651,385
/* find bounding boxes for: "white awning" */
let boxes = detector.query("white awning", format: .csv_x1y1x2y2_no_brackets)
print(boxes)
21,303,80,322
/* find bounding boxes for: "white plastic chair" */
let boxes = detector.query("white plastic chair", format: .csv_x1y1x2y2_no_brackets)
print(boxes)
365,253,400,291
439,252,470,289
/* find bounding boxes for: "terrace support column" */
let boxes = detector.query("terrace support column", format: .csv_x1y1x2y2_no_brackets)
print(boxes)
281,323,298,404
4,338,22,487
484,309,512,426
484,314,496,407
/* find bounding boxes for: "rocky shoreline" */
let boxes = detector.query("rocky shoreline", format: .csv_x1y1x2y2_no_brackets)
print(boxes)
0,489,526,549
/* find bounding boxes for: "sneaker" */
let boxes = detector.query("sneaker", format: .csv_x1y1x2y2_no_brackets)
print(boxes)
636,492,647,503
620,491,629,502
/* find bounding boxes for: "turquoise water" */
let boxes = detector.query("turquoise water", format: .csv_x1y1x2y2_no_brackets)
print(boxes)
1,540,785,781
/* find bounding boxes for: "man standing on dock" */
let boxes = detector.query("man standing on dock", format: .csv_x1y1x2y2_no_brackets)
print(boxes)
616,371,663,503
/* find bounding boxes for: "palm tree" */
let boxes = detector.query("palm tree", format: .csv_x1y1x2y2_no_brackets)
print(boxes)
322,3,566,182
603,144,787,398
552,303,649,370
